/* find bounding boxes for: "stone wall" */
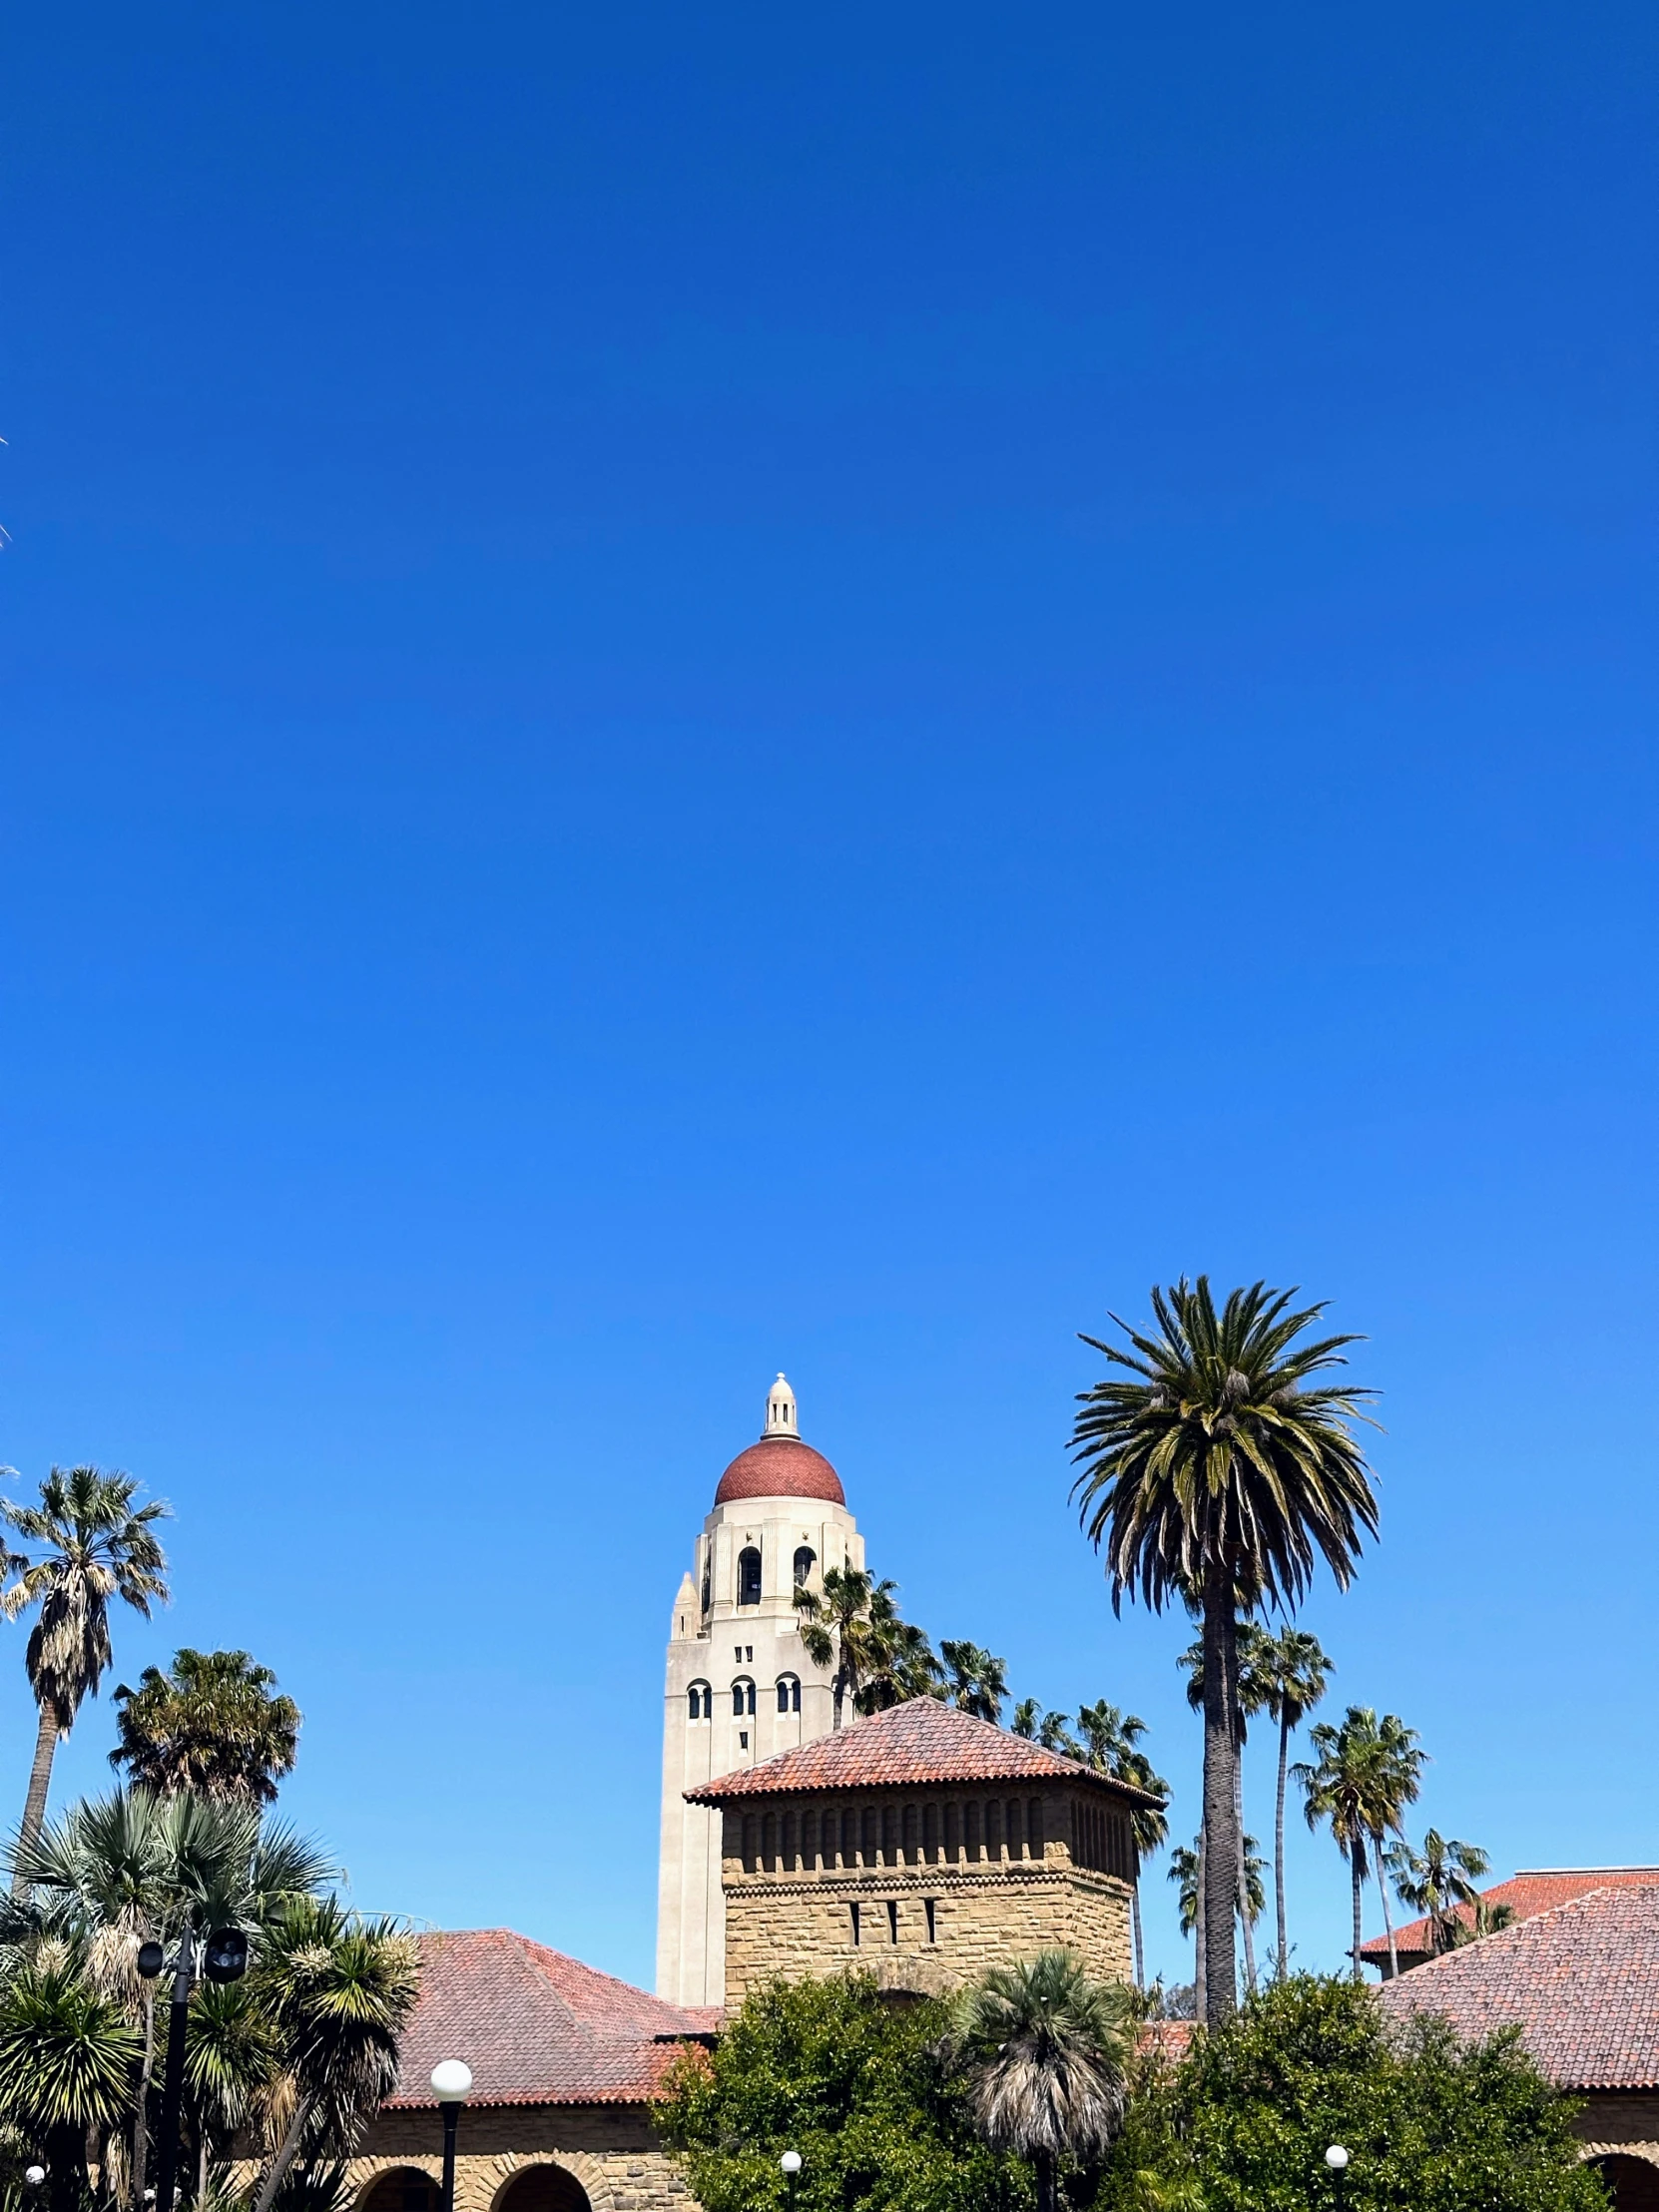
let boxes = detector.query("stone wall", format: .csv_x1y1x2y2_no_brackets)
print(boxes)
723,1861,1133,2003
1575,2094,1659,2167
348,2103,693,2212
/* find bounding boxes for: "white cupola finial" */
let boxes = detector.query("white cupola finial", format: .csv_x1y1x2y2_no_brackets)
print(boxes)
765,1373,798,1438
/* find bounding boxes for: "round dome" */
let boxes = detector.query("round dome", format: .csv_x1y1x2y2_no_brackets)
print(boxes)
715,1435,845,1507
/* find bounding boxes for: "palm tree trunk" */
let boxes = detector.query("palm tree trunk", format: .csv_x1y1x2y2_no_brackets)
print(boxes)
1375,1828,1398,1978
1131,1881,1144,1987
198,2130,209,2205
1035,2149,1056,2212
1200,1575,1240,2022
252,2096,314,2212
831,1658,845,1731
14,1697,62,1891
132,1984,157,2210
1274,1707,1290,1979
1349,1840,1365,1982
1234,1759,1257,1994
1194,1827,1207,2025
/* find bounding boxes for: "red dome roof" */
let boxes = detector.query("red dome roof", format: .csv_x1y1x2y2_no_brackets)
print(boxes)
715,1435,845,1507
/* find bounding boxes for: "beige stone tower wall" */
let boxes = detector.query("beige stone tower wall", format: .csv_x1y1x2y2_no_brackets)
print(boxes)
655,1384,865,2007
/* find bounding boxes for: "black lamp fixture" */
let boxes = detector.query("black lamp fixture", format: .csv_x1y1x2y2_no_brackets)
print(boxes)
139,1928,250,2212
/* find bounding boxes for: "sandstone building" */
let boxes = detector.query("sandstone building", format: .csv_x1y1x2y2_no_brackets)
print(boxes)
689,1695,1157,2004
656,1376,864,2006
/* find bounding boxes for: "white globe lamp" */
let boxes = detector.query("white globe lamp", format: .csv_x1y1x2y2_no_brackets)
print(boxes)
431,2060,473,2103
1325,2146,1350,2172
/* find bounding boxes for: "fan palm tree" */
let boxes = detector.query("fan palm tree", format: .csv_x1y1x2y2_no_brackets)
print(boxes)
0,1951,143,2212
1255,1626,1333,1976
939,1641,1008,1724
1071,1279,1378,2021
1383,1829,1491,1957
1294,1704,1415,1979
110,1648,300,1806
1168,1830,1260,1973
854,1615,943,1714
943,1950,1132,2212
250,1899,421,2212
1364,1712,1424,1978
1012,1699,1042,1738
1,1467,171,1876
1177,1625,1272,1992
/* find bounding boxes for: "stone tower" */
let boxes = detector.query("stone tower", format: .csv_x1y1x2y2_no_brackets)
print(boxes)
656,1377,864,2006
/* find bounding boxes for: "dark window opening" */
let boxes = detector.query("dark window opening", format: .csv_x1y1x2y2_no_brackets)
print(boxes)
733,1678,756,1717
793,1545,816,1586
886,1900,899,1944
688,1682,712,1721
849,1902,860,1946
738,1547,763,1606
777,1675,801,1714
924,1898,937,1944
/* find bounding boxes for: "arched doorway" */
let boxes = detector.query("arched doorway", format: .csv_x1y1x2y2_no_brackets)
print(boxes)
494,2167,592,2212
1591,2156,1659,2212
357,2170,440,2212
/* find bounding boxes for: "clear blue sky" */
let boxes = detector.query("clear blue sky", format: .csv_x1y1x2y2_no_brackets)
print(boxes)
3,0,1656,1993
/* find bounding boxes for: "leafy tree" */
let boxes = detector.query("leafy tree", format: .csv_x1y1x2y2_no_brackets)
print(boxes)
111,1649,301,1807
1295,1707,1421,1980
657,1971,1025,2212
944,1951,1133,2212
1,1467,171,1876
1253,1627,1333,1976
938,1642,1008,1725
1071,1279,1379,2022
1384,1831,1493,1957
1098,1974,1604,2212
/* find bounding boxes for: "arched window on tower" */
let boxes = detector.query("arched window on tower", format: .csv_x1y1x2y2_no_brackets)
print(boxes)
737,1546,762,1606
732,1678,757,1718
687,1682,712,1722
776,1674,802,1714
793,1545,816,1587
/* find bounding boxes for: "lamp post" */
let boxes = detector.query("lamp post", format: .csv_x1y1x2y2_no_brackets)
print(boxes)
780,2151,802,2212
141,1927,250,2212
430,2060,474,2212
1325,2143,1350,2212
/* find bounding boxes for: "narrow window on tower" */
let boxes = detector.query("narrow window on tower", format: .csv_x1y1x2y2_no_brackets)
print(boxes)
777,1674,801,1714
886,1900,899,1944
924,1899,937,1944
738,1547,762,1606
793,1546,816,1587
848,1903,860,1946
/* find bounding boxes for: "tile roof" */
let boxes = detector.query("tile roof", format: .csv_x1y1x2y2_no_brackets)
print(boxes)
1376,1883,1659,2090
685,1697,1165,1805
1362,1869,1659,1966
382,1931,718,2109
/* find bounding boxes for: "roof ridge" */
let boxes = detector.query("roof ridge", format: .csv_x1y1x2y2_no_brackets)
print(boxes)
1376,1880,1659,1985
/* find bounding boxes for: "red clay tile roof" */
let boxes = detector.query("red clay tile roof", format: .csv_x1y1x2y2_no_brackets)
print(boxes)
1362,1869,1659,1966
382,1931,717,2109
1376,1884,1659,2090
686,1698,1165,1805
714,1435,845,1507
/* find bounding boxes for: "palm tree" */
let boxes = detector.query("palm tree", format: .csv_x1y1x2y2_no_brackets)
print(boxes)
1168,1830,1260,1980
11,1787,335,2205
186,1976,281,2200
1,1467,171,1875
793,1567,887,1728
110,1648,301,1806
1295,1704,1418,1979
1074,1703,1168,1989
250,1899,421,2212
1071,1279,1378,2021
1177,1625,1271,1992
1012,1698,1042,1738
854,1615,943,1714
0,1952,142,2212
1383,1829,1491,1957
1255,1626,1333,1976
943,1950,1132,2212
1363,1713,1424,1978
939,1641,1008,1724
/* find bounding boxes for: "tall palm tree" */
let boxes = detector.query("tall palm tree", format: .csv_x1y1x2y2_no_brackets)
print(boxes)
1295,1704,1416,1979
1168,1831,1261,1980
939,1641,1008,1724
1255,1626,1333,1976
1071,1279,1379,2022
943,1950,1132,2212
1074,1703,1168,1989
1178,1625,1271,1992
793,1567,886,1728
854,1615,943,1714
1011,1699,1042,1738
2,1467,171,1875
110,1648,301,1806
1364,1713,1424,1978
1383,1829,1491,1957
